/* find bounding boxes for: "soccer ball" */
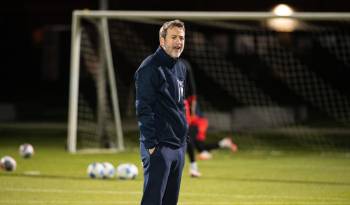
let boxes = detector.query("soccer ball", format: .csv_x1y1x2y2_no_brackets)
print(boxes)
87,162,104,179
19,143,34,158
102,162,115,179
0,156,17,171
116,163,138,180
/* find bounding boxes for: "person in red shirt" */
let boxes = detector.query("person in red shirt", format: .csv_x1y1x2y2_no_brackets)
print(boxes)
184,60,237,178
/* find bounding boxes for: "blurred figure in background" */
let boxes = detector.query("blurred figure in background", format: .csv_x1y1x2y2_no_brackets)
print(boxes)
184,60,238,178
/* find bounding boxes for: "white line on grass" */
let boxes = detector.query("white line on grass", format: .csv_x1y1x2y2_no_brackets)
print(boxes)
1,187,139,195
2,187,348,202
1,200,349,205
183,192,349,202
0,200,138,204
179,202,350,205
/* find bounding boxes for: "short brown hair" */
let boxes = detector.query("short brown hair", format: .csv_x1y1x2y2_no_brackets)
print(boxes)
159,20,185,39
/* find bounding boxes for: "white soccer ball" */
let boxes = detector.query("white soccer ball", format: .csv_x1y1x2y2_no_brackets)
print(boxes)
102,162,115,179
87,162,104,179
0,156,17,172
116,163,138,180
19,143,34,158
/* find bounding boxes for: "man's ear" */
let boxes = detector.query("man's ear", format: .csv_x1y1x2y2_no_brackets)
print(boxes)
159,37,165,47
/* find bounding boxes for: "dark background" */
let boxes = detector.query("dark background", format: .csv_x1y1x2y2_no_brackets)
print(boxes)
1,0,349,122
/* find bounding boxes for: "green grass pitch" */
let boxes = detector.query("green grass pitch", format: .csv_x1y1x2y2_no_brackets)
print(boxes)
0,125,350,205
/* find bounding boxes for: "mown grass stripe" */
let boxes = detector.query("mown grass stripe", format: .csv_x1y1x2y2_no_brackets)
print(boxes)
1,187,347,202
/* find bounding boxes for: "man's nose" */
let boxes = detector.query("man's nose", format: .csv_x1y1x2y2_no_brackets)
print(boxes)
175,38,182,44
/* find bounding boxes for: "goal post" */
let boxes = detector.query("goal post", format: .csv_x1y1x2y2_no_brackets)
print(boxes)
68,14,125,153
68,10,350,153
67,13,81,153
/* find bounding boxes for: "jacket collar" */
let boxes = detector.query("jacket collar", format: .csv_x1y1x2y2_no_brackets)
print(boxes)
155,46,178,68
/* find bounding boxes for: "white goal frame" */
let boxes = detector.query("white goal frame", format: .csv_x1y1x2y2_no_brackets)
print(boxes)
67,10,350,153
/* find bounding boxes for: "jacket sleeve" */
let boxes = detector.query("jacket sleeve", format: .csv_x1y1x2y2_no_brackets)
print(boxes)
135,66,158,149
181,62,190,143
183,59,197,99
178,61,188,116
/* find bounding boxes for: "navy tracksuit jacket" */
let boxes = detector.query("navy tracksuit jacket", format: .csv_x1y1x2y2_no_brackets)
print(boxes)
135,47,188,205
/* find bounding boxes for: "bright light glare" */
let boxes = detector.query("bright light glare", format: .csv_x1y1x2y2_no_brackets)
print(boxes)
267,18,298,32
272,4,294,16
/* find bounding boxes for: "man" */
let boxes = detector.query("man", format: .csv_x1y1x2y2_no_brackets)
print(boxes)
135,20,188,205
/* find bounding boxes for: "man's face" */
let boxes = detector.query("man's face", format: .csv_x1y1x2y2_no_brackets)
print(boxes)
160,26,185,58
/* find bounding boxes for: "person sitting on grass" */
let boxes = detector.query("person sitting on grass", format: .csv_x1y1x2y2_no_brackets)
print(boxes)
184,60,237,178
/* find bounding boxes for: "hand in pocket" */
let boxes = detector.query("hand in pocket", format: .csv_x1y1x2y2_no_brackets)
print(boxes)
148,147,156,155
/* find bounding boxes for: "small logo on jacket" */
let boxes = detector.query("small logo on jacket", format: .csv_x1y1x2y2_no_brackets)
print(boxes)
177,79,184,102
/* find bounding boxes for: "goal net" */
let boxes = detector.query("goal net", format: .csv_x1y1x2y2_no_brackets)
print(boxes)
68,11,350,153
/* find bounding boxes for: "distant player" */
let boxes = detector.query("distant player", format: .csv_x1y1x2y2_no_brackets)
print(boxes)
184,60,237,178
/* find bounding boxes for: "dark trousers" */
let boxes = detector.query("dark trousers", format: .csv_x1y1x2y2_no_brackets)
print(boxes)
140,143,185,205
187,125,219,162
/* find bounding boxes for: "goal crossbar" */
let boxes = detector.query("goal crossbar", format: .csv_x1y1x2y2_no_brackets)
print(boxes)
73,10,350,21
